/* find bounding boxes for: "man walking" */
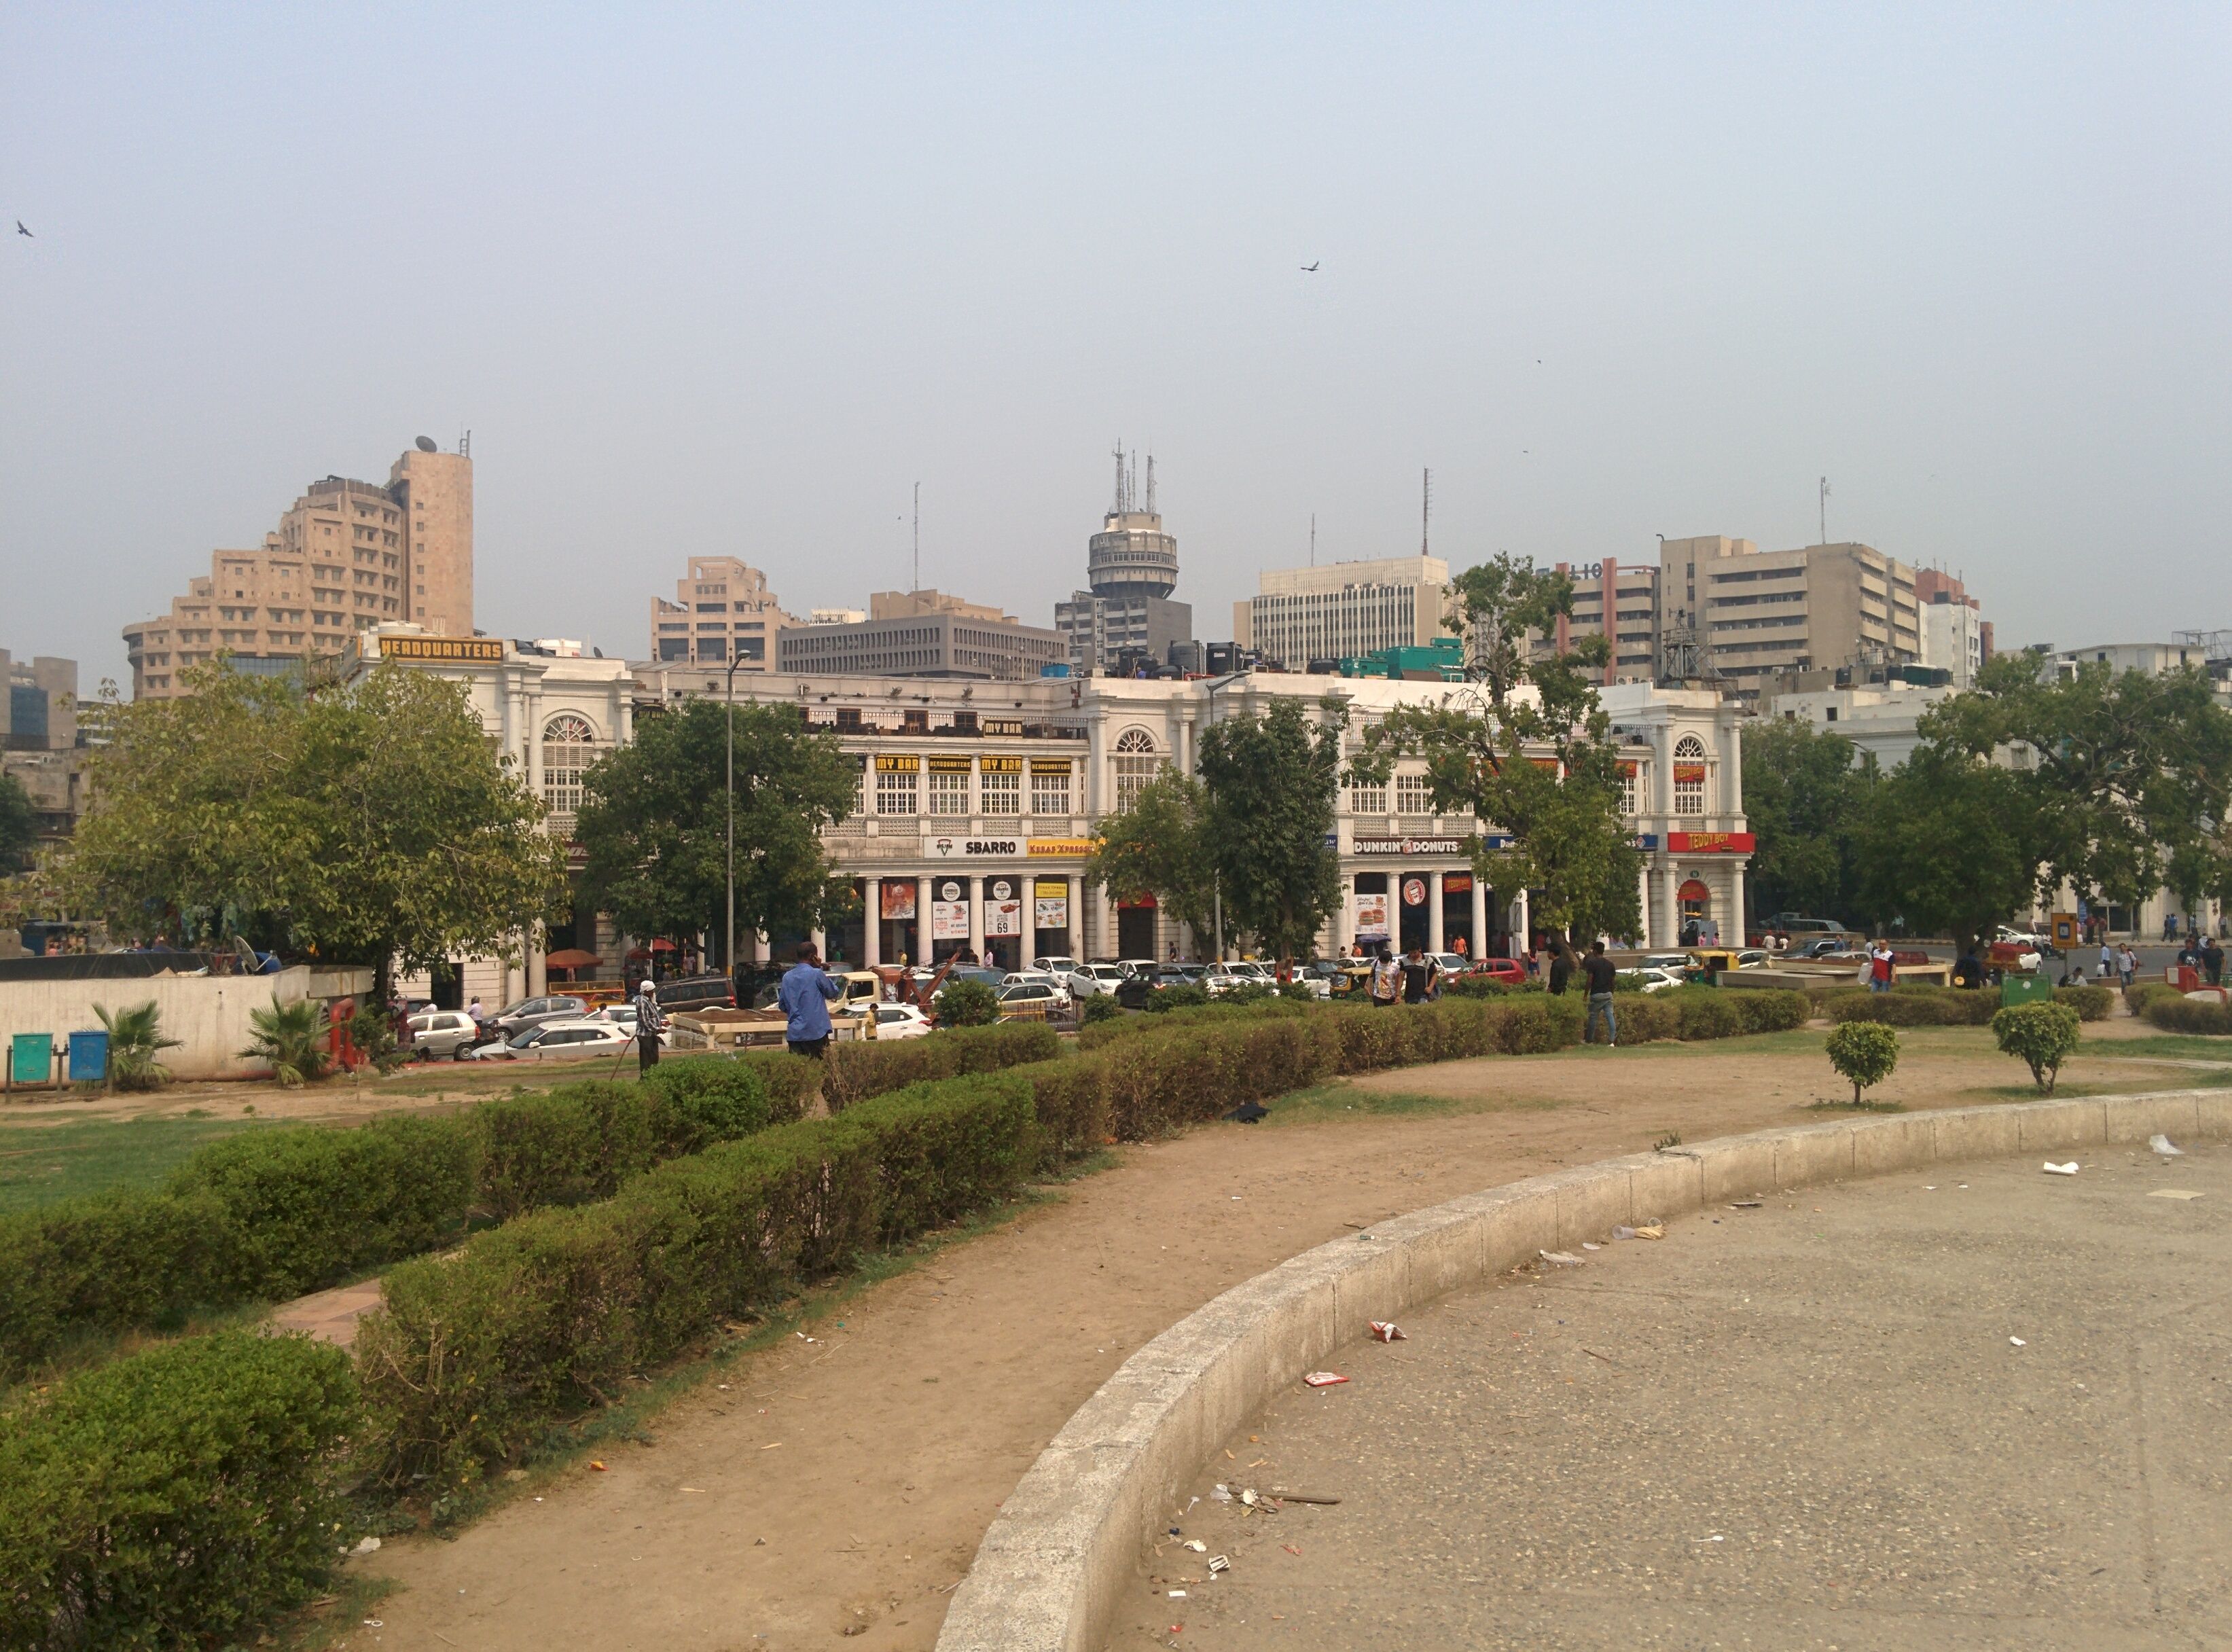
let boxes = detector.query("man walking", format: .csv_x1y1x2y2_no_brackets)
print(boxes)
1582,940,1617,1047
2117,942,2139,992
1369,946,1400,1007
633,977,666,1073
1547,941,1572,996
1401,944,1437,1005
779,941,845,1058
1868,940,1895,994
2100,938,2117,986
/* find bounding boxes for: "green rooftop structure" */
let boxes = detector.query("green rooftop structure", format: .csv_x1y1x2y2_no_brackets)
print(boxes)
1339,636,1466,681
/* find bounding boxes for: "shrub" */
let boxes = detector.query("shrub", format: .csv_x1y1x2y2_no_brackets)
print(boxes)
2125,980,2182,1016
1823,986,1996,1027
1223,981,1280,1006
240,995,331,1087
348,1001,406,1075
1663,987,1744,1041
1145,984,1211,1013
1992,1001,2083,1092
641,1054,790,1143
1825,1021,1900,1104
356,1073,1037,1490
2053,984,2114,1022
0,1330,359,1652
820,1022,1060,1112
1721,988,1811,1033
1443,974,1512,999
935,978,1000,1026
2142,994,2232,1035
1079,993,1123,1024
91,1001,181,1091
1276,979,1317,1002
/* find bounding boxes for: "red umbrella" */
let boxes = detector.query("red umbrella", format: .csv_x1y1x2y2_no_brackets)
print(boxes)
543,948,602,971
648,939,679,953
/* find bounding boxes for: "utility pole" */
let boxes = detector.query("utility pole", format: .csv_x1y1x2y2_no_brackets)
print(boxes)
1422,469,1433,557
912,482,920,592
1310,511,1316,567
1818,477,1830,546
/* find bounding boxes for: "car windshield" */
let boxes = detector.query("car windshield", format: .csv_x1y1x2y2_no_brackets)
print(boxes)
506,1026,545,1049
996,985,1043,1001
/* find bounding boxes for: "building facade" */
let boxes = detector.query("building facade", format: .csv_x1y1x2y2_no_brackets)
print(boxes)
1235,556,1451,671
650,556,796,667
1553,558,1661,683
1657,535,1921,699
778,590,1064,680
124,439,473,699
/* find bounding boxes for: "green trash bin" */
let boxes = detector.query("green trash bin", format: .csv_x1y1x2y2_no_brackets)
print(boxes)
2000,973,2055,1007
10,1032,55,1088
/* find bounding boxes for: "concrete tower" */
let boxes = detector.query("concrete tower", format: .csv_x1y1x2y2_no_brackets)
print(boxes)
1086,446,1178,600
389,442,474,636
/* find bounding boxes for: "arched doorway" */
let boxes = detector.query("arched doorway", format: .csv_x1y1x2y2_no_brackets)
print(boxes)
1678,877,1714,945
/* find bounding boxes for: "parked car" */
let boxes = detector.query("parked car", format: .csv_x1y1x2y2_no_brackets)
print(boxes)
1115,958,1159,980
1065,962,1128,997
1735,949,1771,969
1638,953,1692,973
469,1018,634,1062
1624,966,1687,994
592,1002,670,1047
490,994,590,1037
995,980,1067,1018
1225,960,1276,984
871,1003,935,1040
1468,956,1528,986
1425,952,1469,983
998,970,1073,1011
406,1008,483,1060
1030,955,1081,978
1996,925,2064,960
652,972,736,1013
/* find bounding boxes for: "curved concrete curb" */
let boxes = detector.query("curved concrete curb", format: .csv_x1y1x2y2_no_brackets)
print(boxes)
935,1088,2230,1652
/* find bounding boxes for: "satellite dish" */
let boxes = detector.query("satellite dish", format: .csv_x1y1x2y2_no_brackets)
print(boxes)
414,435,437,453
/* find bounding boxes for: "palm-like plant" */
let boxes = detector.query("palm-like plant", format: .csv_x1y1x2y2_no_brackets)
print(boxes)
240,995,332,1088
93,1000,183,1091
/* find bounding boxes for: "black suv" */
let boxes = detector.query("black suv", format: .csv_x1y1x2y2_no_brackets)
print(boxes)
651,973,736,1013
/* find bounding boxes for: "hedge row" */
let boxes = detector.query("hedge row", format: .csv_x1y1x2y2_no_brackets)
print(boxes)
2125,980,2184,1016
2144,994,2232,1035
0,1056,795,1385
1825,983,2114,1026
0,1330,359,1651
817,1021,1061,1111
355,1073,1037,1490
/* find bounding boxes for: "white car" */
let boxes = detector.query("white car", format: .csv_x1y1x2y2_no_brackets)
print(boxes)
590,1003,671,1047
998,971,1073,1011
1624,966,1687,994
1225,960,1275,983
872,1004,935,1040
469,1018,635,1061
1031,956,1081,978
995,980,1068,1018
1064,962,1128,998
405,1009,482,1060
1735,949,1771,969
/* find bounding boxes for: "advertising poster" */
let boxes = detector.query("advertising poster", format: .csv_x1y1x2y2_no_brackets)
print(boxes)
932,901,969,941
1034,879,1068,931
1402,876,1428,908
1354,891,1390,940
986,899,1024,937
879,882,916,922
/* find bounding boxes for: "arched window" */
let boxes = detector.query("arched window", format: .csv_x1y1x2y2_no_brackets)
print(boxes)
1673,734,1707,817
542,714,596,831
1113,727,1162,812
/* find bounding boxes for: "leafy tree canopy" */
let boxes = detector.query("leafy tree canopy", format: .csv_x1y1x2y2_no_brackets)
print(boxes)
1848,743,2040,952
1193,696,1346,960
1740,719,1873,924
1352,553,1641,941
1086,772,1214,940
62,660,569,982
576,698,858,950
0,772,35,874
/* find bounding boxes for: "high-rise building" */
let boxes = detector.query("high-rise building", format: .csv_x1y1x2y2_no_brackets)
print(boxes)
649,556,796,666
1553,559,1661,683
1234,555,1450,670
777,589,1065,679
1914,568,1991,689
1657,535,1920,699
123,438,474,699
1054,447,1194,672
0,651,77,752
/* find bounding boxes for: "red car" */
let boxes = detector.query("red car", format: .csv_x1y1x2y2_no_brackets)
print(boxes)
1469,956,1528,986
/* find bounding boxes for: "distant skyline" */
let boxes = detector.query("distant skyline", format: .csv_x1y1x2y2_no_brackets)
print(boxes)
5,5,2227,688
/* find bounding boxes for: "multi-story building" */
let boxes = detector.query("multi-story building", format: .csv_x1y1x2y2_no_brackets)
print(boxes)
1234,556,1450,671
1913,569,1990,689
1053,453,1195,673
1553,558,1661,683
778,590,1064,680
1657,536,1920,699
123,439,473,698
1,651,77,753
649,556,796,667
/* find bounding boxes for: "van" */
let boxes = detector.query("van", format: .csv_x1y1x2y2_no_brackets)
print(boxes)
653,973,736,1013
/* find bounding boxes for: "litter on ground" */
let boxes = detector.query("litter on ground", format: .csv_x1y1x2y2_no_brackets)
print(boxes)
2043,1162,2079,1176
1302,1371,1350,1388
1538,1249,1583,1267
2150,1189,2206,1201
1367,1321,1406,1342
2009,1336,2027,1347
2150,1134,2185,1156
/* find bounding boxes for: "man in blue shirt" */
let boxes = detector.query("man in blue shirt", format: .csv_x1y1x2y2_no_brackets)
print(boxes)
778,942,845,1058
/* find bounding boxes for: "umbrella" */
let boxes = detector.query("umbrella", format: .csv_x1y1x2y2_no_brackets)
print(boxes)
543,948,602,971
649,939,679,952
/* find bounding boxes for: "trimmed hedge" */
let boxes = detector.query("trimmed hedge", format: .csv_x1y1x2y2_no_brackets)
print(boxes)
818,1021,1062,1111
0,1055,804,1385
1824,984,2000,1026
2125,980,2183,1016
0,1330,358,1651
2144,994,2232,1035
356,1073,1037,1489
2053,984,2114,1022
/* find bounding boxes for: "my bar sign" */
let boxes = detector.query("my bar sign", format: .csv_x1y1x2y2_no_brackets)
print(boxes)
1353,835,1473,856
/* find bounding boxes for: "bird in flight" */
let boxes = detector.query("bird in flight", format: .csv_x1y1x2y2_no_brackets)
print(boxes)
15,222,30,238
1300,261,1320,272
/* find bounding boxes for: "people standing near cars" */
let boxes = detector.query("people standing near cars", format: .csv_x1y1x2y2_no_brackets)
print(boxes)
1582,941,1617,1047
1868,940,1895,994
1401,945,1436,1005
778,941,845,1058
1369,946,1401,1007
633,977,666,1073
2206,935,2226,987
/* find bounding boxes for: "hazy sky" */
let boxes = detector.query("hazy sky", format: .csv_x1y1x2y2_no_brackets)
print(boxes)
5,5,2227,691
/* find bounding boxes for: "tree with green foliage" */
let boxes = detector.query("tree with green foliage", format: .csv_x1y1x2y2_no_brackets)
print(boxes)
1087,771,1215,940
62,660,569,992
1824,1020,1899,1105
1923,653,2232,918
242,996,333,1088
1740,719,1872,924
577,700,859,958
933,976,1000,1026
1847,743,2039,953
1992,1001,2082,1093
0,772,35,873
92,1000,182,1090
1194,696,1346,961
1350,553,1641,941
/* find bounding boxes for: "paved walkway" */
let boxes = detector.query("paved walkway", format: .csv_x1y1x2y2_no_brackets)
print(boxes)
1119,1143,2232,1651
270,1277,384,1344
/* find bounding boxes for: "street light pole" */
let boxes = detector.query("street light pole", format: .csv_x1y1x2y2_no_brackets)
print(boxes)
726,656,744,989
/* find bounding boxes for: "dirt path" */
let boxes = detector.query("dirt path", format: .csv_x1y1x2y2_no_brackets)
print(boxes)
351,1032,2217,1651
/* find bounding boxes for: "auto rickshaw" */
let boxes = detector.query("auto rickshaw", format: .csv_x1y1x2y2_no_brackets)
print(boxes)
1686,948,1743,984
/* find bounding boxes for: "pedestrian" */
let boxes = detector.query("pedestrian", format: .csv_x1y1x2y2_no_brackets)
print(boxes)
1452,933,1469,960
2099,938,2116,985
1581,940,1617,1047
778,941,844,1058
1547,941,1572,996
2117,943,2138,992
2206,935,2226,988
1401,945,1433,1005
1369,946,1400,1007
467,995,487,1047
633,977,666,1073
1869,939,1895,994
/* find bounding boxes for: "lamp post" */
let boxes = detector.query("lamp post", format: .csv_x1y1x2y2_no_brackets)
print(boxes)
726,656,745,987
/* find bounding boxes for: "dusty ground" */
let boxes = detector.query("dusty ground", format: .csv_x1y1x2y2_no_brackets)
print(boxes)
343,1026,2225,1652
1123,1143,2232,1651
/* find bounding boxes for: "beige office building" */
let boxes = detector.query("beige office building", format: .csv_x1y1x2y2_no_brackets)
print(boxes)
1657,536,1920,698
123,439,473,698
1553,558,1661,683
1234,556,1451,668
650,556,797,667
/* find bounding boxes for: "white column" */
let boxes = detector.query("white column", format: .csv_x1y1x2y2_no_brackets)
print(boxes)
968,875,986,958
1723,716,1744,816
526,924,547,997
1067,874,1083,958
1728,862,1747,948
916,875,933,965
1638,861,1653,947
1657,864,1678,947
751,929,770,963
1334,870,1353,956
863,878,882,967
810,926,827,960
1471,877,1488,956
1428,873,1446,952
1514,890,1531,954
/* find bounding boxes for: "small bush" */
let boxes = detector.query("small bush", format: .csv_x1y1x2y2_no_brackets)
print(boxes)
91,1001,181,1091
1825,1021,1900,1103
1276,979,1317,1001
1223,982,1280,1006
2053,984,2114,1022
2143,994,2232,1035
240,995,331,1087
1721,988,1811,1033
1992,1001,2083,1092
0,1330,359,1651
1145,984,1212,1013
2124,980,2182,1016
1823,986,1997,1027
1443,974,1512,999
1079,993,1123,1025
935,978,1000,1026
820,1022,1060,1112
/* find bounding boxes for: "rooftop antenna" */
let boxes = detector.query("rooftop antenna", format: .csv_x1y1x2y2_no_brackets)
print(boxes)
1126,450,1138,514
1818,475,1830,545
912,482,920,592
1421,467,1433,557
458,429,471,458
1310,511,1317,567
1143,452,1157,516
1111,440,1126,514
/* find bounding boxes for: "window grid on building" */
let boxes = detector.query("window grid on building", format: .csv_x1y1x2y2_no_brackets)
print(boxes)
540,714,595,837
876,769,919,815
1113,728,1162,812
1674,735,1706,816
1030,770,1071,818
927,769,971,816
980,769,1021,815
1395,773,1433,816
1350,782,1388,816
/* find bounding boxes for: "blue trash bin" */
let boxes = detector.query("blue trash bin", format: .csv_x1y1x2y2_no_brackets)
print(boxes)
68,1030,110,1084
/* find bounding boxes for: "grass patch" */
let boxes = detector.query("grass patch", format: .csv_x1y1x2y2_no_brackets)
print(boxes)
1259,1079,1570,1127
273,1572,397,1652
0,1113,270,1214
2083,1035,2232,1064
1806,1098,1907,1113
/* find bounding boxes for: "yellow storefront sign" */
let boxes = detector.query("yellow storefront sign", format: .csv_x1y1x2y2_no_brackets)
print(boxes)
1026,838,1096,858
